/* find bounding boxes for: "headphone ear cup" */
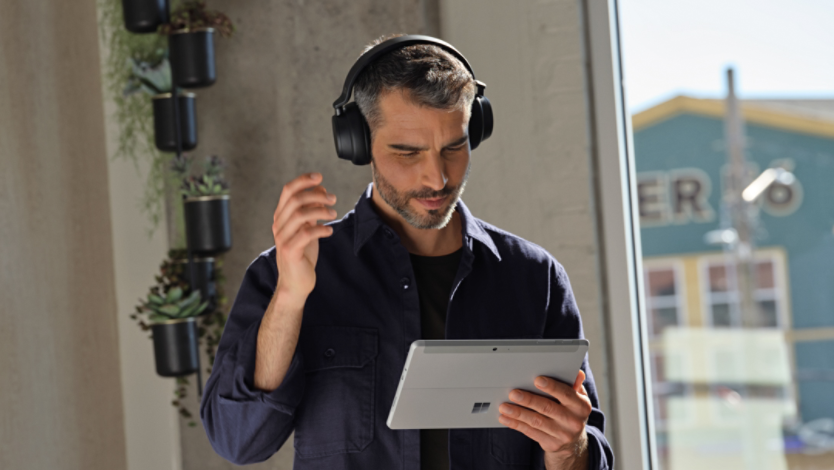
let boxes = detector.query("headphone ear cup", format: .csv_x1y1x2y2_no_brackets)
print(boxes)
332,102,372,165
468,96,484,151
478,95,493,142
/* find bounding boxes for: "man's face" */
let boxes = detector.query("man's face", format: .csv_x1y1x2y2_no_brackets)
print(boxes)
370,89,471,230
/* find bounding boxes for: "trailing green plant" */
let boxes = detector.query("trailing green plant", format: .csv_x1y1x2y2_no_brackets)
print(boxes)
130,249,228,426
159,1,235,37
172,154,230,198
98,0,174,237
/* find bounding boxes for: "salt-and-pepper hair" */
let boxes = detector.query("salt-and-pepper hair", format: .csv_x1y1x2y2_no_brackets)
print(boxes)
353,34,477,141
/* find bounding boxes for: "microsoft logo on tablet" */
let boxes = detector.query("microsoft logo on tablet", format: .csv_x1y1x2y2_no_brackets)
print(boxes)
471,402,491,413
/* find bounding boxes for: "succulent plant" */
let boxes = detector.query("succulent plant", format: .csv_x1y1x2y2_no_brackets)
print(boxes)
158,1,236,38
141,286,209,322
123,51,172,96
172,154,230,198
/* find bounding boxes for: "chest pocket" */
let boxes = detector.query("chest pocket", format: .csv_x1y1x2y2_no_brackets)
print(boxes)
293,326,378,459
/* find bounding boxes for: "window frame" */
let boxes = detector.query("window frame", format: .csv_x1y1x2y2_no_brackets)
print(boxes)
697,250,788,330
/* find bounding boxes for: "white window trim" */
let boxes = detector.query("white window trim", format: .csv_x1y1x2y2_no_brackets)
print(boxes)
697,250,787,329
585,0,657,468
643,259,687,338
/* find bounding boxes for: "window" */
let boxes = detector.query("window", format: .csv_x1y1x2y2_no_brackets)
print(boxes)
702,254,785,329
644,263,685,337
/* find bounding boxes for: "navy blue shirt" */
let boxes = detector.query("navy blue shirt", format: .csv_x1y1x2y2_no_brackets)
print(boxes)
200,184,614,469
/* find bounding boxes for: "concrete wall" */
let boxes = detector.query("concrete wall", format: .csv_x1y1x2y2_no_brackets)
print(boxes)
0,0,127,469
98,57,184,470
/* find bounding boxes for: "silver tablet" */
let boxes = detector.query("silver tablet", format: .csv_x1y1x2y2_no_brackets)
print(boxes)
386,339,589,430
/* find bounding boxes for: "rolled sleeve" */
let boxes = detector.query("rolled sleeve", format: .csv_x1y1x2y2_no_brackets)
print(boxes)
200,249,305,465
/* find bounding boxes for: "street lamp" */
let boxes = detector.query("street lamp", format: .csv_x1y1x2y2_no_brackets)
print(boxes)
741,167,796,203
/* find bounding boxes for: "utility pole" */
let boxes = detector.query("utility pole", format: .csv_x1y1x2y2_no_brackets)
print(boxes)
723,68,759,328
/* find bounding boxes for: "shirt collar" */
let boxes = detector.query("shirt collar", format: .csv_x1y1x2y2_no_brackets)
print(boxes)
352,183,501,261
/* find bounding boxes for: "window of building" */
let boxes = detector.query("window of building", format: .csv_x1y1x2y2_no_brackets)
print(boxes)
702,254,784,329
644,264,685,336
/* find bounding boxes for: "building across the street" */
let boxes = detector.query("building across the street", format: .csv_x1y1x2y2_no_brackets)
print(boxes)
632,96,834,469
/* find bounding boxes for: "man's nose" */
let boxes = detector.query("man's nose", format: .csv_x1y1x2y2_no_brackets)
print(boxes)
421,152,447,191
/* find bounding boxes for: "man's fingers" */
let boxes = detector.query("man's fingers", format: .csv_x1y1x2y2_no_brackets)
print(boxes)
275,206,338,244
274,186,336,227
533,376,590,416
497,414,561,453
276,173,329,214
498,403,561,438
574,369,587,396
282,223,334,258
508,389,572,424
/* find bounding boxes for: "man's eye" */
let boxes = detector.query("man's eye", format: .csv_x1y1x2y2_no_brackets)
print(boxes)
398,152,419,158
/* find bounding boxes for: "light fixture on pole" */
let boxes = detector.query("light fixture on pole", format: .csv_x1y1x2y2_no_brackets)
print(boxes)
742,167,796,203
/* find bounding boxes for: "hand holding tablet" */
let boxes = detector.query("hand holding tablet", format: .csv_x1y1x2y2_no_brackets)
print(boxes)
386,339,589,430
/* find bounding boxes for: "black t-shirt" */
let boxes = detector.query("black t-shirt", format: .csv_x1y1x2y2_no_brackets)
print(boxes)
410,248,463,470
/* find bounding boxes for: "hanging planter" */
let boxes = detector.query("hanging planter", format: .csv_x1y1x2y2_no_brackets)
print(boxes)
137,286,209,377
184,195,231,255
169,28,216,88
172,155,233,255
122,0,169,33
152,317,199,377
174,256,216,309
159,1,236,88
152,92,197,152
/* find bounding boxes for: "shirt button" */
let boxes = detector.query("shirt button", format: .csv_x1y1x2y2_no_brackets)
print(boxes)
401,277,411,290
384,228,395,238
324,348,335,358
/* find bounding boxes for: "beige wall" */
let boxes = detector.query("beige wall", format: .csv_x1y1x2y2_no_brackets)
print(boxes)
0,0,127,469
94,4,185,470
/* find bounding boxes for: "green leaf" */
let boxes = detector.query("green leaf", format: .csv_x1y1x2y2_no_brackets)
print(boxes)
148,294,165,305
149,313,168,322
159,304,180,316
177,290,201,309
179,298,207,318
166,287,183,303
194,300,210,315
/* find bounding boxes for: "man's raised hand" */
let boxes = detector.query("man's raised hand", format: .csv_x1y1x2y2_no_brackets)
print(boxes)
272,172,337,302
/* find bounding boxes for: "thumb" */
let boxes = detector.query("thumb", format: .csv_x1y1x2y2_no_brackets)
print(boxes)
573,369,586,393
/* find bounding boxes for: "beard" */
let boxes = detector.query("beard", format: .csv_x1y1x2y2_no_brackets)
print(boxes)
372,160,471,230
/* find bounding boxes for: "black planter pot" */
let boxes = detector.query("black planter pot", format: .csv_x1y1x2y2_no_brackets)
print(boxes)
169,28,216,88
152,92,197,152
122,0,169,33
151,317,199,377
184,195,232,255
175,257,216,309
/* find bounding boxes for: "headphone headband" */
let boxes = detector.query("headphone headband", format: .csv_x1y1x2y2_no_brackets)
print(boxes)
332,34,480,114
331,34,493,165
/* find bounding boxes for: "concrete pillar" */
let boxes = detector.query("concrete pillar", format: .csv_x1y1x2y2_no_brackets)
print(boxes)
0,0,127,468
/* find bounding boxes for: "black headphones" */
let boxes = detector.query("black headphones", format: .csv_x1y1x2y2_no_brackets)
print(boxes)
332,34,494,166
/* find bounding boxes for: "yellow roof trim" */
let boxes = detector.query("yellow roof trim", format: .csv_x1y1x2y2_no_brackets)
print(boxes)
632,95,834,139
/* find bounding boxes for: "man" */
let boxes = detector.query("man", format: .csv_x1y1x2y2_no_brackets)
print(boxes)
200,34,614,470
